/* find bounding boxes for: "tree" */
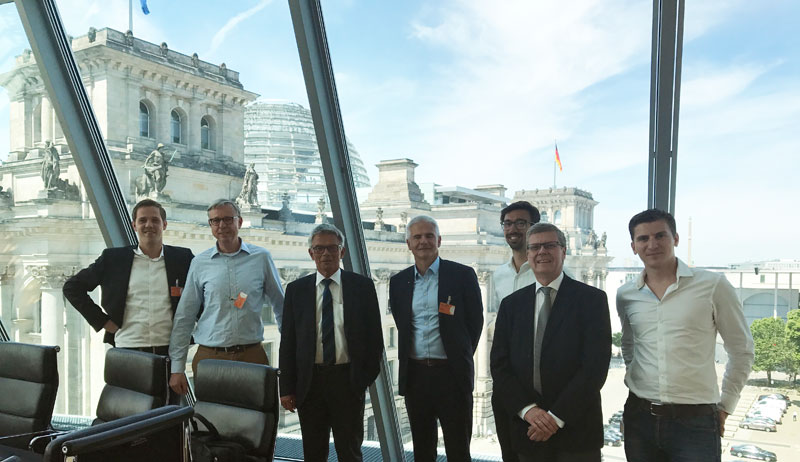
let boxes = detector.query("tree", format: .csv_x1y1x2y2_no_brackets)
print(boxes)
611,332,623,348
784,309,800,384
751,317,788,383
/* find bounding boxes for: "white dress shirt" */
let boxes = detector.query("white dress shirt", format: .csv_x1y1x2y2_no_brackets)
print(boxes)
616,258,754,414
315,269,350,365
492,256,536,311
114,246,173,348
519,272,566,428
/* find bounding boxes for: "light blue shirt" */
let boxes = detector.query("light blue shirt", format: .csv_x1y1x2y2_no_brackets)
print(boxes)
410,257,447,359
169,240,285,373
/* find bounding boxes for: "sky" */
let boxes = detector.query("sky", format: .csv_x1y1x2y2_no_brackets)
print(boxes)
1,0,798,267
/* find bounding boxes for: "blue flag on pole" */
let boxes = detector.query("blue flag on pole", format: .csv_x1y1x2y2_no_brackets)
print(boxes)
140,0,150,14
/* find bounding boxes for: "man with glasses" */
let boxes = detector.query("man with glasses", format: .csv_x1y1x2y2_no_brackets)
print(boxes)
492,201,540,462
390,215,483,461
617,209,753,461
491,223,611,462
168,199,284,396
279,224,383,462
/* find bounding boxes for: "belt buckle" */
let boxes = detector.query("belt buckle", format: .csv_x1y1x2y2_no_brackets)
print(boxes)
649,402,665,416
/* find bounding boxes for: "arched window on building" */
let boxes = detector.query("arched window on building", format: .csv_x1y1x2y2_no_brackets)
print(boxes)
170,110,182,144
540,211,548,223
201,116,213,150
554,209,562,225
139,101,151,138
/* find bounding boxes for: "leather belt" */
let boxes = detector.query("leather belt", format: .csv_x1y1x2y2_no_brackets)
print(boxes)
410,358,448,367
122,345,169,355
200,342,260,353
629,393,716,417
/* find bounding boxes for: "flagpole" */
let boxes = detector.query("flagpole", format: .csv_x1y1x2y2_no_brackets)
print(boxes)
553,139,557,188
129,0,133,32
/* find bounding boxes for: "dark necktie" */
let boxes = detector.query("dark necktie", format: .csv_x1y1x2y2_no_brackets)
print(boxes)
321,279,335,365
533,286,552,394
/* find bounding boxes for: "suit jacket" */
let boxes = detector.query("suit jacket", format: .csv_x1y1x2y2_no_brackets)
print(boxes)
63,245,194,346
279,270,384,407
490,275,611,454
389,259,484,396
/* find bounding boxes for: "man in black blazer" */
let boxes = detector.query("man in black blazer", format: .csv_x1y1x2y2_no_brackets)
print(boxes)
389,215,483,461
279,224,383,462
490,223,611,462
63,199,193,353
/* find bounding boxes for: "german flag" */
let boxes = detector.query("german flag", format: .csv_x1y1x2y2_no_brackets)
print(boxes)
555,143,563,171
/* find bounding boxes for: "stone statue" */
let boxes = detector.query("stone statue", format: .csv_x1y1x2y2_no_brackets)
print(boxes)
374,207,385,230
586,230,598,249
278,192,293,222
599,232,607,248
236,163,259,207
399,211,408,232
40,141,60,189
315,197,326,224
143,143,169,194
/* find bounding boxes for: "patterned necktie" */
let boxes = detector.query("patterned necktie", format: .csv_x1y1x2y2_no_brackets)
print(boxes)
533,286,552,394
321,279,335,365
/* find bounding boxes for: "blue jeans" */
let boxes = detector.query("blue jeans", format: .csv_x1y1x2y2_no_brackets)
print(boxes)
623,394,721,462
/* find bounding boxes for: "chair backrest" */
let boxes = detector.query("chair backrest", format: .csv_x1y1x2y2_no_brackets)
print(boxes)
43,405,192,462
0,342,59,449
193,359,279,460
93,348,169,425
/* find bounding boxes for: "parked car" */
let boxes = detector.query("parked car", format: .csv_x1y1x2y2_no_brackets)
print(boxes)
755,398,787,413
730,444,777,462
747,407,782,423
603,427,622,447
739,417,777,432
758,393,791,405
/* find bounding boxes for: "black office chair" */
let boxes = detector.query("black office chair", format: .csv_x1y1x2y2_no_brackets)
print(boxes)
93,348,169,425
193,360,279,462
0,342,59,450
43,405,193,462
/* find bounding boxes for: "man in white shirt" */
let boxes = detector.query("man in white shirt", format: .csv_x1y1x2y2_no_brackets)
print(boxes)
491,200,539,462
279,224,383,462
64,199,194,403
617,209,754,462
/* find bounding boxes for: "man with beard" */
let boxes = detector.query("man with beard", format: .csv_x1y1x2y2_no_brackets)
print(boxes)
491,201,540,461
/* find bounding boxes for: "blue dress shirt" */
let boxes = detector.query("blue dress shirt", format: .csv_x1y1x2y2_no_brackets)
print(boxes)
169,240,285,373
410,257,447,359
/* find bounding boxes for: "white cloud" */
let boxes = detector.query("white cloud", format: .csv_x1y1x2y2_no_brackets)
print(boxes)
205,0,272,58
681,62,771,108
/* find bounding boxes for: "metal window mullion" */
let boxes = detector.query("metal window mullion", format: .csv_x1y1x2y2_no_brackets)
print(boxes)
288,1,405,460
15,0,135,247
647,0,685,215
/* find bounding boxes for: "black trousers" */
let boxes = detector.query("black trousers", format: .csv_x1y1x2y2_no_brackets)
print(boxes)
297,364,365,462
492,393,519,462
404,361,472,462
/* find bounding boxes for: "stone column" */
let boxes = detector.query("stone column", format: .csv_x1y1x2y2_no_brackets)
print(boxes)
30,265,74,414
40,96,52,144
473,269,493,437
0,266,16,341
373,269,392,315
157,86,171,143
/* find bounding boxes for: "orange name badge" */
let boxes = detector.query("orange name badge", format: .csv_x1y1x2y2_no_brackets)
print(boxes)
438,301,455,316
170,286,182,297
233,292,248,309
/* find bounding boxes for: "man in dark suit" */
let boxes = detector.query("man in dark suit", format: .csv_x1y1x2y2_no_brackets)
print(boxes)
279,224,383,462
63,199,193,354
490,222,611,462
389,215,483,461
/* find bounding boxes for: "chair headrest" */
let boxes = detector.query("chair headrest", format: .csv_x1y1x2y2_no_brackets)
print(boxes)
104,348,168,396
194,360,277,411
0,342,58,383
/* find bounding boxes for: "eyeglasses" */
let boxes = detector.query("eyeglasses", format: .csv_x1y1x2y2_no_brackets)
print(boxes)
208,216,238,227
501,219,532,230
310,245,342,255
527,241,562,252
